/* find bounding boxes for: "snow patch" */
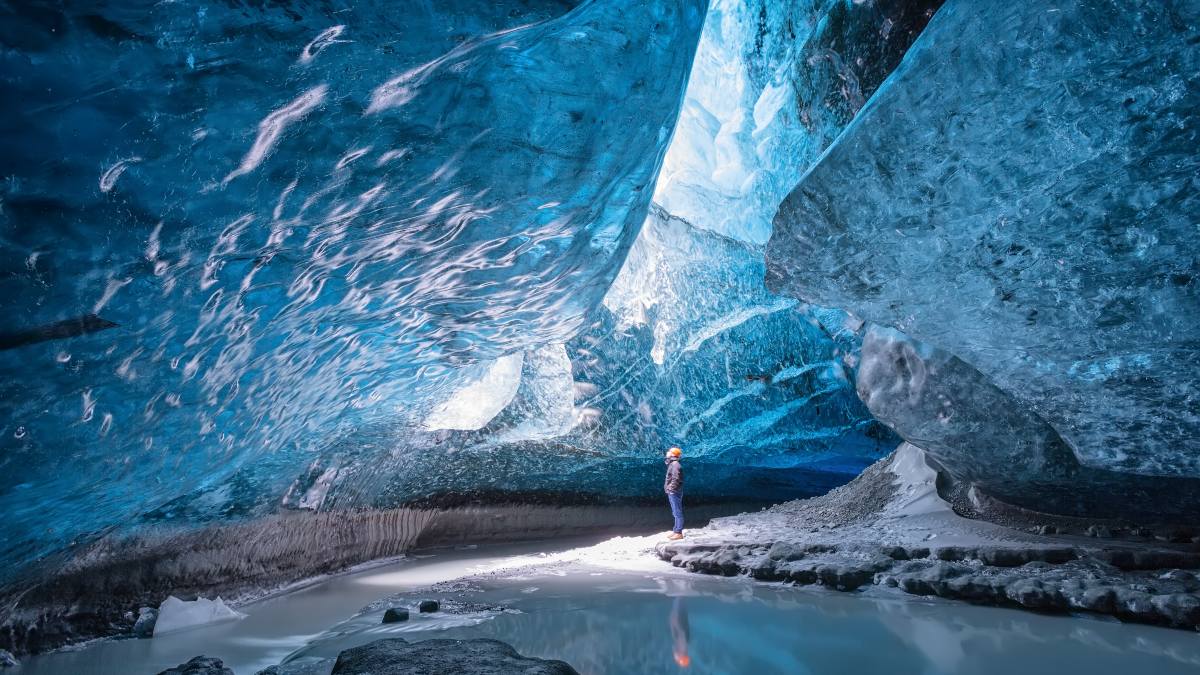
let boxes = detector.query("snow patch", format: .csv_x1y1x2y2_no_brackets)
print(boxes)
887,442,952,518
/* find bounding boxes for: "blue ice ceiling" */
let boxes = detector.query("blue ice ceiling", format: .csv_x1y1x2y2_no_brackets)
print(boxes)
0,0,935,582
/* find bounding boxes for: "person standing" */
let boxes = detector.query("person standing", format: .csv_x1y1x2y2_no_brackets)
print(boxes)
664,447,684,540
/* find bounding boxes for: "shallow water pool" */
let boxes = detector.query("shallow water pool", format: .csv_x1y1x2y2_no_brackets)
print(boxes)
19,537,1200,675
286,569,1200,675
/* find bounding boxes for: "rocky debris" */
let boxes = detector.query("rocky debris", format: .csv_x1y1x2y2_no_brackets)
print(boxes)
657,444,1200,631
133,606,158,638
763,455,898,529
330,637,579,674
361,592,516,619
417,600,439,613
0,649,17,667
382,608,409,623
155,655,234,675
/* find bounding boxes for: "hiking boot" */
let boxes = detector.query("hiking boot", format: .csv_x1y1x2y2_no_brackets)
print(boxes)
667,532,684,540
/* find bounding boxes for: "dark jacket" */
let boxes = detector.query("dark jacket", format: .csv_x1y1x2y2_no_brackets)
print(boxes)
664,457,683,494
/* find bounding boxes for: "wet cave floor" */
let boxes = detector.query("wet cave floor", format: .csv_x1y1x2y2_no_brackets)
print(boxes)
18,536,1200,675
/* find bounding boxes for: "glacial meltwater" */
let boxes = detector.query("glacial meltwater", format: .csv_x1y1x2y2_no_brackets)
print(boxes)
18,539,1200,675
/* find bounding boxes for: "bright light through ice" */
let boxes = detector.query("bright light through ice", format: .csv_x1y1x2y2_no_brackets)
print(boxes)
424,353,524,431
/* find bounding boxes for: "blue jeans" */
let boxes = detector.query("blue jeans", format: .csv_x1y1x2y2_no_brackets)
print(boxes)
667,492,684,533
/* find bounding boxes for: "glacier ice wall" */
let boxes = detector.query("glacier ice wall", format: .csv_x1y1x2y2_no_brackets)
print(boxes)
0,0,706,580
0,0,944,595
768,0,1200,482
63,0,945,535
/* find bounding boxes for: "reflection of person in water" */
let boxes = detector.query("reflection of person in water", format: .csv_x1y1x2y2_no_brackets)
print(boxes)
670,596,691,668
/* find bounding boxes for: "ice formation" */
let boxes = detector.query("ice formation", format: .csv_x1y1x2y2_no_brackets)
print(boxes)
0,0,712,580
769,0,1200,481
857,325,1200,520
0,0,929,592
153,596,245,636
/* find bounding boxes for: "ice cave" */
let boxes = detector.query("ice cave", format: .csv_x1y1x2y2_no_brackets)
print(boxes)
0,0,1198,673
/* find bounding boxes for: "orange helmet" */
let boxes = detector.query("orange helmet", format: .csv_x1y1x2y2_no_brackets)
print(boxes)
667,447,682,457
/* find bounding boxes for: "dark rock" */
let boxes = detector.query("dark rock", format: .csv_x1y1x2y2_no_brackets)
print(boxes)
815,563,873,590
0,650,18,668
382,608,409,623
1033,547,1077,564
1115,589,1158,623
1167,529,1195,544
944,574,1000,602
254,657,336,675
1077,587,1117,613
652,447,1200,632
156,655,234,675
1006,579,1066,610
417,600,439,613
331,637,579,674
933,546,973,562
133,606,158,638
1152,593,1200,627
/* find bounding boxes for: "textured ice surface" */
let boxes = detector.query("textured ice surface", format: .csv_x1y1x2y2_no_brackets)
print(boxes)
0,0,705,579
0,0,939,593
424,354,524,432
124,0,956,534
153,596,245,636
768,0,1200,478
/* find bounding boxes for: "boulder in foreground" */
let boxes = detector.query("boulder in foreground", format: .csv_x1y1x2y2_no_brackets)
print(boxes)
382,608,409,623
331,637,579,675
155,655,234,675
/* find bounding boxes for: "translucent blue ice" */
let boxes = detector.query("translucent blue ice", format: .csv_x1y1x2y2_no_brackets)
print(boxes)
0,0,705,577
0,0,936,587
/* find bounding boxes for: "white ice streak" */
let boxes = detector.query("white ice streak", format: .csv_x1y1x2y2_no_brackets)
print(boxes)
99,157,141,192
224,85,328,184
299,25,347,64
